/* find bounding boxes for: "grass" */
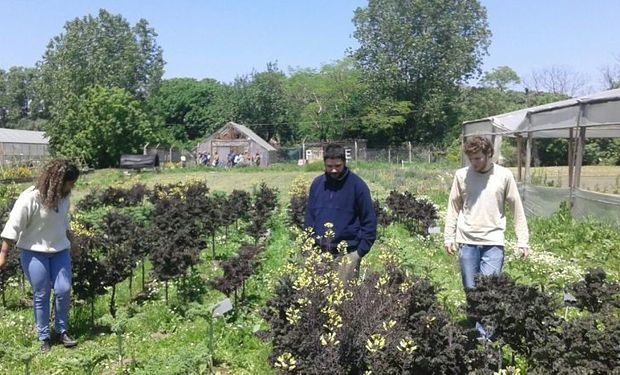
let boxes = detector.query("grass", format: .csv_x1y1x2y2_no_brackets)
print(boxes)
1,161,619,374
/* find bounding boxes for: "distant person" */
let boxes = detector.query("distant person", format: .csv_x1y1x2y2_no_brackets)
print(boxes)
227,151,235,167
212,152,219,167
304,144,377,281
0,159,80,353
254,152,261,167
444,136,529,291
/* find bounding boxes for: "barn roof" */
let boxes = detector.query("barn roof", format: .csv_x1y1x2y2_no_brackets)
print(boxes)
201,121,276,151
0,128,49,145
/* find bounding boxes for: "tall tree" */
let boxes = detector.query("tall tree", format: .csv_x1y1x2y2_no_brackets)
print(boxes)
352,0,490,143
38,9,164,113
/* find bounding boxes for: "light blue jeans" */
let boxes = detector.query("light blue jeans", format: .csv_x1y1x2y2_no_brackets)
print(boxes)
20,249,72,341
459,244,504,289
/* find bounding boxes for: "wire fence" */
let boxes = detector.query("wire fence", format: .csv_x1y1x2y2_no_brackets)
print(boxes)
275,145,447,164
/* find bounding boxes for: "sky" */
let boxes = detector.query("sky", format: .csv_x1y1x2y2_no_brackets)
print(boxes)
1,0,619,92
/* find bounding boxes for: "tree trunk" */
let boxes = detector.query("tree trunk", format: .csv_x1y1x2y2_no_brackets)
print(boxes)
141,260,146,291
211,233,216,259
165,281,169,305
128,269,133,299
110,285,116,318
90,299,95,328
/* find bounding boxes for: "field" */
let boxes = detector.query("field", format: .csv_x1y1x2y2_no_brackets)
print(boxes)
1,162,619,374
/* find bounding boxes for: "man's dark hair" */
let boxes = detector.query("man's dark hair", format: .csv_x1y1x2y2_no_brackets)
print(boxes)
323,144,346,161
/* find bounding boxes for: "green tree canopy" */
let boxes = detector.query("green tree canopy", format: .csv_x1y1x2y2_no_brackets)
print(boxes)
287,59,369,142
38,9,164,108
352,0,491,143
0,67,44,129
147,78,230,142
230,62,291,143
46,86,159,167
480,66,521,92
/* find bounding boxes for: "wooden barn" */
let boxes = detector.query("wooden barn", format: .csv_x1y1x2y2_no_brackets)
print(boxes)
195,122,277,166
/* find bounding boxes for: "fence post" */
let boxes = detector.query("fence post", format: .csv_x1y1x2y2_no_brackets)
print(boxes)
388,146,391,164
408,141,412,163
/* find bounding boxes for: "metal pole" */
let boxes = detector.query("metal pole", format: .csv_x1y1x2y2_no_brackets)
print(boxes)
516,136,523,182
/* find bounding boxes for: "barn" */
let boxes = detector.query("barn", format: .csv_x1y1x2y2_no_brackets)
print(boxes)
195,122,277,166
0,128,49,166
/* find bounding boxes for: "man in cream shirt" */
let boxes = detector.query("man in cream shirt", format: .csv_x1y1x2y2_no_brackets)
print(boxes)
444,136,529,290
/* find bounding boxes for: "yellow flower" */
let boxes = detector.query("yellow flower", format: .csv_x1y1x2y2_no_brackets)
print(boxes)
397,337,418,354
320,331,340,347
365,334,386,352
382,320,396,332
285,307,301,325
275,352,297,371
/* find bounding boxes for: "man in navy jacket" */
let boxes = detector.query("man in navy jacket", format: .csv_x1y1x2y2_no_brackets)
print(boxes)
304,144,377,280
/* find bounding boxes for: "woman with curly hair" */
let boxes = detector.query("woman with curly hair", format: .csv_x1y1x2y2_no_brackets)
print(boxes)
0,159,80,353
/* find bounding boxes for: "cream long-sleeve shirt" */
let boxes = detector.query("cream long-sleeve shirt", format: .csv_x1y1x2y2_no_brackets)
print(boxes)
444,164,529,249
1,186,71,253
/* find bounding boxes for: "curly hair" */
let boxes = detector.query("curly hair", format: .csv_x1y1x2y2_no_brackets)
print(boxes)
35,159,80,210
464,136,494,157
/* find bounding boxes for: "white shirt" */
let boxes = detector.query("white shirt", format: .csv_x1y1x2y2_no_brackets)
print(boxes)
444,164,529,249
1,186,71,253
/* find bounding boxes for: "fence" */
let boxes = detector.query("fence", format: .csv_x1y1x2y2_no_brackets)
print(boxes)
274,145,446,164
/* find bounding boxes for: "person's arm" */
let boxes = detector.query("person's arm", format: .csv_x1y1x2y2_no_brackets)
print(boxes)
505,174,529,258
1,191,33,258
444,173,463,256
355,181,377,257
0,238,15,269
303,181,317,233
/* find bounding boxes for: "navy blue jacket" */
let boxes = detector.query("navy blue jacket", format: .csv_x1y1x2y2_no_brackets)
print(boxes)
304,167,377,257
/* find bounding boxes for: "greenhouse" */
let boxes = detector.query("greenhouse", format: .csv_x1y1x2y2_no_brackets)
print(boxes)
463,88,620,231
0,127,49,166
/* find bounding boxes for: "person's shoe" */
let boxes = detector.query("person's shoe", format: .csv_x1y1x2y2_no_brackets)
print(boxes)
40,339,51,353
59,332,77,348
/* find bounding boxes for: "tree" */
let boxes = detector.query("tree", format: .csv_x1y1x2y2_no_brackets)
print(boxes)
526,65,590,97
352,0,491,143
45,86,158,167
39,9,163,104
147,78,230,142
0,67,45,129
480,66,521,92
230,62,291,143
601,54,620,90
287,59,369,142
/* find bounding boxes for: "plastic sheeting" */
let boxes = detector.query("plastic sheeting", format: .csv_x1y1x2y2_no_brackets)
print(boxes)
519,184,620,232
572,189,620,230
520,184,571,218
463,88,620,139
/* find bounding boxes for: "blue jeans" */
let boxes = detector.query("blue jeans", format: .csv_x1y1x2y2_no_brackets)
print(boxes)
20,249,72,341
459,244,504,289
